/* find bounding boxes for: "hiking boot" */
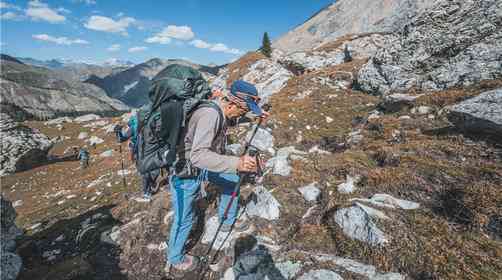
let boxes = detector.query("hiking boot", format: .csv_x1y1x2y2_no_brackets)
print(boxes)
165,255,200,278
221,218,250,233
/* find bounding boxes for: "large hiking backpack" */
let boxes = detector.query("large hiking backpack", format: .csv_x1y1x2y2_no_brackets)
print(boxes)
135,64,219,174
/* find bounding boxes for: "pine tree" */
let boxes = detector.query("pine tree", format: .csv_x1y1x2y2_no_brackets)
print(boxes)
260,32,272,58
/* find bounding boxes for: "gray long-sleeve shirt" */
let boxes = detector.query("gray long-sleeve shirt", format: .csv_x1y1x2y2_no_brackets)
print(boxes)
180,101,239,173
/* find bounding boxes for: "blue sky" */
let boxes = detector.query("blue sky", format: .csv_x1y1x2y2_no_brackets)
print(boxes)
0,0,333,65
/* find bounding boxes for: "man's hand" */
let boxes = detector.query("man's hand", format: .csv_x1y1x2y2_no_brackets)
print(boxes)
237,155,258,173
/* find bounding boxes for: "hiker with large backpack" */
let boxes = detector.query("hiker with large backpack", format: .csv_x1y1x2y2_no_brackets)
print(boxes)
114,105,159,202
124,63,265,276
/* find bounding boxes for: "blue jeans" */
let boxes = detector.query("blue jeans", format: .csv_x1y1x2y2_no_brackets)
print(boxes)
167,170,240,264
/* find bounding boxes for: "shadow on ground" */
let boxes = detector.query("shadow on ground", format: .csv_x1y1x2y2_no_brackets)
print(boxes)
17,205,126,280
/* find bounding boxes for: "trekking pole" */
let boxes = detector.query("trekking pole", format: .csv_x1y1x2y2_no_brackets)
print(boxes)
198,117,264,280
117,134,127,189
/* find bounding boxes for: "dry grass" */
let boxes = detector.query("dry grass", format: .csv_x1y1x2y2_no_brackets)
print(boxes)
226,51,266,88
416,79,502,107
266,59,502,278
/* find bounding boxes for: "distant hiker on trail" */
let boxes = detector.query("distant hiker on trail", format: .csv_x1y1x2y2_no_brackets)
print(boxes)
165,80,266,277
114,109,159,203
78,147,89,169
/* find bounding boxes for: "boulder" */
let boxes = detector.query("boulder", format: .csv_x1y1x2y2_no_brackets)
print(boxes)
0,113,52,176
378,94,420,113
241,59,293,103
351,194,420,210
1,196,23,280
74,114,102,123
448,88,502,140
298,183,321,202
247,125,274,154
246,185,281,220
359,0,502,95
334,204,388,246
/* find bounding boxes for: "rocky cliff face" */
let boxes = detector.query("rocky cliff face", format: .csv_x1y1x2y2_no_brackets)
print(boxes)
0,56,129,120
273,0,436,54
0,113,52,176
0,196,23,280
358,0,502,95
86,58,220,108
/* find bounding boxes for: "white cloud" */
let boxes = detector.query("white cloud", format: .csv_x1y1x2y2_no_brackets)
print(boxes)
189,39,211,49
84,15,136,35
73,0,96,5
57,7,71,14
26,1,66,23
128,46,147,53
189,39,243,55
146,25,194,44
0,1,22,10
33,34,89,45
1,11,23,20
145,35,171,44
107,44,120,51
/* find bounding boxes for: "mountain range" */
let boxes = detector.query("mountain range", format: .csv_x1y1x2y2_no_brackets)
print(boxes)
0,54,129,120
84,58,222,107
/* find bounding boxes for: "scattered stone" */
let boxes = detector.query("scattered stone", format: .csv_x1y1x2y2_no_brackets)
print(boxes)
100,150,113,158
298,182,321,202
28,223,42,231
334,204,388,246
201,215,252,250
42,249,61,261
379,94,420,112
78,132,89,140
246,185,281,220
248,125,275,154
351,194,420,210
399,115,411,120
448,88,502,139
266,146,306,177
337,175,361,194
117,169,131,176
44,117,73,126
297,269,343,280
12,200,23,208
347,129,364,145
74,114,101,123
87,136,104,146
308,145,331,155
326,116,334,123
411,106,432,115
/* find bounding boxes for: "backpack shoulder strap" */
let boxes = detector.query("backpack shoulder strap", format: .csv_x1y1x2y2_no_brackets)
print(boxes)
195,101,225,135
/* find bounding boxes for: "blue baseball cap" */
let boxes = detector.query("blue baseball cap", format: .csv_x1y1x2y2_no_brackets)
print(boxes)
230,80,263,116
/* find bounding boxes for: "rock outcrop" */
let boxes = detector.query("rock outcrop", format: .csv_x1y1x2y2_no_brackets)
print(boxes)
1,196,23,280
0,113,52,176
273,0,435,53
448,88,502,140
358,0,502,95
